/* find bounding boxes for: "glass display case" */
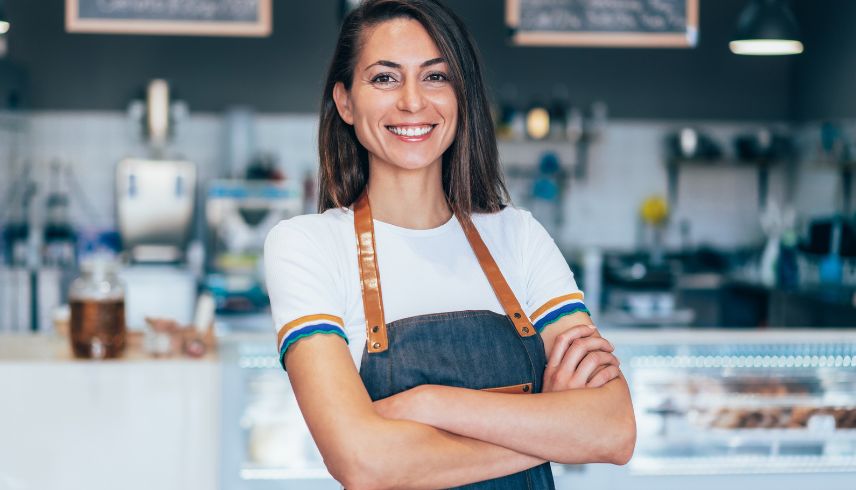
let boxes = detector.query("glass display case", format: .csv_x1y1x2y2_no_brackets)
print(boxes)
219,335,339,490
615,328,856,484
218,329,856,490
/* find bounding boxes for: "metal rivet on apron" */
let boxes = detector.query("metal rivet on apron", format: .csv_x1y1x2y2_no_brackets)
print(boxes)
513,312,521,319
372,342,381,349
523,385,530,392
372,325,379,333
522,326,530,333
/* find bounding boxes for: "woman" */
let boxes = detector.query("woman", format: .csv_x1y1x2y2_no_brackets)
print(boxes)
264,0,636,488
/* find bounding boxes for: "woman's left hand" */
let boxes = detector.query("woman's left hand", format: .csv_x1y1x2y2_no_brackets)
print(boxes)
543,325,622,392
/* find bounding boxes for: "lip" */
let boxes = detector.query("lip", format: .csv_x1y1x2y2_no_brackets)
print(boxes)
385,123,438,142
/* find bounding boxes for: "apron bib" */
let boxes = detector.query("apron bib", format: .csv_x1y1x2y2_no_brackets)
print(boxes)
352,190,555,490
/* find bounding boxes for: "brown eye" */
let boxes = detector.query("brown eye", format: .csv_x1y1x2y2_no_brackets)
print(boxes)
425,72,448,82
371,73,397,85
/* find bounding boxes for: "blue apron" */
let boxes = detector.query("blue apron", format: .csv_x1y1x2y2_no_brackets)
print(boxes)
352,190,555,489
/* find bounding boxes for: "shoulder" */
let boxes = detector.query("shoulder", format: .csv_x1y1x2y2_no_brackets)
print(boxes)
471,204,542,247
471,203,532,231
265,208,353,253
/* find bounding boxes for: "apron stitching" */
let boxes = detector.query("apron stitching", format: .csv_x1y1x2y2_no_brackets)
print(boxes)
510,320,539,387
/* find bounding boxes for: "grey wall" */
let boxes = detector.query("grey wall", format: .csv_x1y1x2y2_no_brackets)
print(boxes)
792,0,856,121
0,0,817,120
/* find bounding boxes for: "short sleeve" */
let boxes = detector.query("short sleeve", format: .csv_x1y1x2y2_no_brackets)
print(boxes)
264,219,348,371
520,210,589,333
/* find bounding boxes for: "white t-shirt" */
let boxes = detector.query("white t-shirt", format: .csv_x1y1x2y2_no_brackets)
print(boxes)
264,204,587,371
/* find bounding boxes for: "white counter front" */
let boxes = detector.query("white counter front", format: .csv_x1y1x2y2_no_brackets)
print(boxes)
0,335,220,490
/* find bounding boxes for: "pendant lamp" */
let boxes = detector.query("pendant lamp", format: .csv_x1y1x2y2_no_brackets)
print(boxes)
730,0,803,55
0,2,9,36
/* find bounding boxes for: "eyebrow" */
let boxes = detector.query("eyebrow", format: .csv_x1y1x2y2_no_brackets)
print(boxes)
364,57,446,71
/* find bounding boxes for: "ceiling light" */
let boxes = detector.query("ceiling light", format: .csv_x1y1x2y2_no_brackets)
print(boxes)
730,0,803,55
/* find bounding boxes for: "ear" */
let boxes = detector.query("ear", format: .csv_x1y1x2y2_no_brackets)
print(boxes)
332,81,354,125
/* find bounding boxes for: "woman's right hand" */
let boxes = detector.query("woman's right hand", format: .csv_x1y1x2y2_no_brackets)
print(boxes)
542,324,622,392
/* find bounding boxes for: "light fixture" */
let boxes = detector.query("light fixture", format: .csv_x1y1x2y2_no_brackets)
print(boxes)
730,0,803,55
0,0,8,35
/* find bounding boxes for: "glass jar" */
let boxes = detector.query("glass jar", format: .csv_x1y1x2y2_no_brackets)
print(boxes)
68,256,126,359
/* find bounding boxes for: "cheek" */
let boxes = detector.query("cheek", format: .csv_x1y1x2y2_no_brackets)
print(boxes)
350,93,389,145
435,92,458,128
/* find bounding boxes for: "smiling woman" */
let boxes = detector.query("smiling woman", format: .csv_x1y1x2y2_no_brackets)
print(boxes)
317,0,502,222
264,1,635,488
331,19,458,175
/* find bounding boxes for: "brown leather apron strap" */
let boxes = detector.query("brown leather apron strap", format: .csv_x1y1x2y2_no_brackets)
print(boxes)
353,189,390,353
354,189,536,355
459,218,535,338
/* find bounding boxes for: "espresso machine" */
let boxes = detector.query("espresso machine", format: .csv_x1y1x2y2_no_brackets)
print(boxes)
116,79,197,330
205,178,302,313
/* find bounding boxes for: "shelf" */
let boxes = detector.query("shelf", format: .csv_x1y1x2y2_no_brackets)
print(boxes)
630,454,856,476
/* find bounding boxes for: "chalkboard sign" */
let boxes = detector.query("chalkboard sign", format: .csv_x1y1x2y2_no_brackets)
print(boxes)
506,0,698,48
65,0,272,37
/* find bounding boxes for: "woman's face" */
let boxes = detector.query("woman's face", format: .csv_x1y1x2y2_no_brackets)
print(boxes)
333,18,458,172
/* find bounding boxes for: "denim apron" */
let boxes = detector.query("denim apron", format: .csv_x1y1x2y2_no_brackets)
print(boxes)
352,190,555,489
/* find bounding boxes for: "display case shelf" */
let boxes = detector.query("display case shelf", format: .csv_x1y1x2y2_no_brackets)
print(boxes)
631,454,856,476
613,329,856,476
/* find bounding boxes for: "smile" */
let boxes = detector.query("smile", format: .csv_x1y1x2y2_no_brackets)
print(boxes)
386,124,437,138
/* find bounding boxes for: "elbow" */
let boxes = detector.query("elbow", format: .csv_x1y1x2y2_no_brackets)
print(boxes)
341,470,400,490
327,442,391,490
607,410,637,466
335,456,385,490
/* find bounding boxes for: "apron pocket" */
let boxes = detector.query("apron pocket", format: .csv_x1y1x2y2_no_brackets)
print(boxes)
481,382,533,394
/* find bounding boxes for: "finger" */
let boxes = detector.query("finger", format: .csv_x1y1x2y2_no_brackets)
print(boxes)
547,324,598,368
570,351,620,387
557,336,615,377
549,338,614,391
586,365,623,388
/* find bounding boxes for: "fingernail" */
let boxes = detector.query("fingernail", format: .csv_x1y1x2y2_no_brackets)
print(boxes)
588,325,597,329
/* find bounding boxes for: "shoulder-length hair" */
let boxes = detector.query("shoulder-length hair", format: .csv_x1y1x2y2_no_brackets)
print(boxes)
317,0,509,221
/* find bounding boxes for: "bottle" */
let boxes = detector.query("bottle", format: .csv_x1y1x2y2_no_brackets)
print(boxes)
777,229,799,289
68,255,127,359
43,162,77,268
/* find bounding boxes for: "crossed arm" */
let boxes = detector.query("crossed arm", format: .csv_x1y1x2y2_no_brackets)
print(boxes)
284,312,636,490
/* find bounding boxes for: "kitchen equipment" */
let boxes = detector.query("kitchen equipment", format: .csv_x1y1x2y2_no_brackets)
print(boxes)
205,179,302,312
118,79,196,263
665,128,723,204
119,264,196,330
116,157,196,263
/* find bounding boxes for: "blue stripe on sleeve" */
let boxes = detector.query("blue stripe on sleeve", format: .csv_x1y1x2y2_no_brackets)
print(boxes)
534,303,590,333
279,323,349,371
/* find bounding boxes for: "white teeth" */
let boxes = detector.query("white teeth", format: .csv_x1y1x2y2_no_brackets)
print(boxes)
388,125,433,137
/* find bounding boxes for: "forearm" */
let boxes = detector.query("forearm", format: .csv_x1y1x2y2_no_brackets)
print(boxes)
346,415,545,490
408,376,636,465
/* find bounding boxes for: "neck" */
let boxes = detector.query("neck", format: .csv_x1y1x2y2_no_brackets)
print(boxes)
365,157,451,230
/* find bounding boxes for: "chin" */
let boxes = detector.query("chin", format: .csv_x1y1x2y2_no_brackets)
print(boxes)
387,154,443,171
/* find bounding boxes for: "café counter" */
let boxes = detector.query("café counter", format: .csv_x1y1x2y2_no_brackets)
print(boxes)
0,334,220,490
3,328,856,490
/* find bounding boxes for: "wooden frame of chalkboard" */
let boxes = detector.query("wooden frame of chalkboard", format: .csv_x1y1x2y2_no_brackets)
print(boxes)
65,0,272,37
506,0,699,48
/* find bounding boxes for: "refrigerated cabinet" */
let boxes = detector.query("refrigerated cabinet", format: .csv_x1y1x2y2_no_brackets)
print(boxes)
220,329,856,490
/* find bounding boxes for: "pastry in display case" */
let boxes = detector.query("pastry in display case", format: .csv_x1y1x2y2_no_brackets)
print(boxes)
615,329,856,478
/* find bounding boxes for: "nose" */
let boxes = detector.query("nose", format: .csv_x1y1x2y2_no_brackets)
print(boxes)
396,77,426,113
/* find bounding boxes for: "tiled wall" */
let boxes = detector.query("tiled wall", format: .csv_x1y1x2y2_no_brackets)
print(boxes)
0,111,840,253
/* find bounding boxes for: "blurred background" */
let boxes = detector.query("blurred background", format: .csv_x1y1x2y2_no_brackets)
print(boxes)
1,0,855,489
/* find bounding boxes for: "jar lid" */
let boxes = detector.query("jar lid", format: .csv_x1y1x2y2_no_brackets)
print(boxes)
80,253,119,276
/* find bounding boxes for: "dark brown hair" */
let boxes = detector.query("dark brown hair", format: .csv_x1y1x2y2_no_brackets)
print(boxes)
317,0,509,221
